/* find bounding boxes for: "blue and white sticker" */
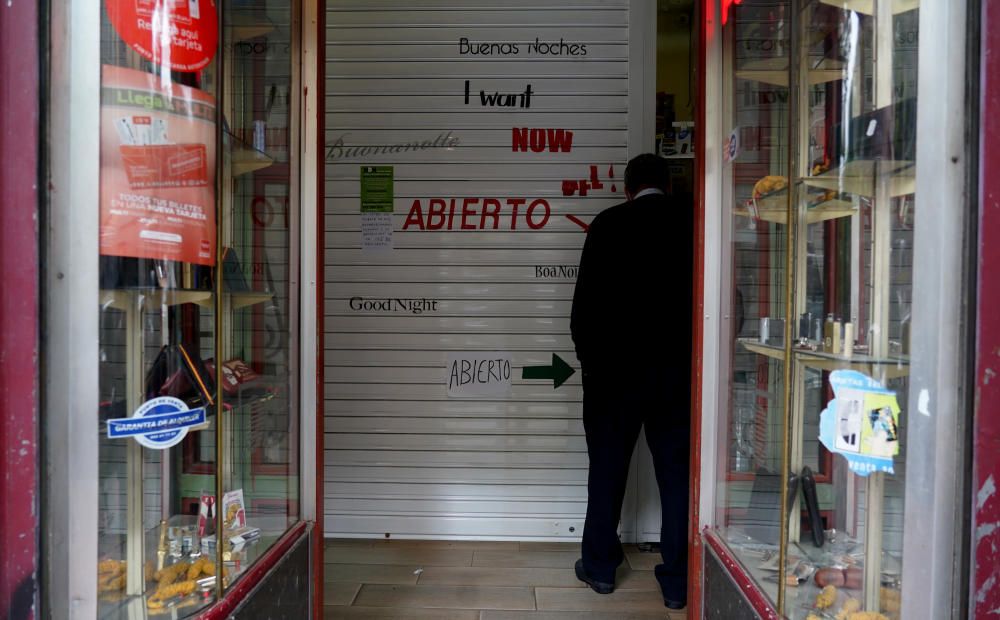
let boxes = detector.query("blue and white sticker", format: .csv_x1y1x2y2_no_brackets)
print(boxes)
107,396,206,450
818,370,902,477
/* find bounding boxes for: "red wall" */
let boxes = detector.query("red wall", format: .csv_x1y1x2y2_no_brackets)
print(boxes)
0,0,40,617
973,0,1000,616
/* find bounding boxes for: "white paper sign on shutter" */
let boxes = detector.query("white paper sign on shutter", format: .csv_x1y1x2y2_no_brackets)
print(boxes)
325,0,636,539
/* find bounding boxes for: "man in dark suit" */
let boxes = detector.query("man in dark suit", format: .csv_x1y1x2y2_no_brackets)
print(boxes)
570,153,693,610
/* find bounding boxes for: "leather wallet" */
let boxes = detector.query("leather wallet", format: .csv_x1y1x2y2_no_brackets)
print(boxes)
146,343,216,406
800,465,825,548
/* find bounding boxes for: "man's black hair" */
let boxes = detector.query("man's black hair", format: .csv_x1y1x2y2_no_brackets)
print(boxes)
624,153,669,195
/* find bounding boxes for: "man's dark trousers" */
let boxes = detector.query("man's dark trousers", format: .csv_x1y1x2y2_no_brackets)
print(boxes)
580,366,690,603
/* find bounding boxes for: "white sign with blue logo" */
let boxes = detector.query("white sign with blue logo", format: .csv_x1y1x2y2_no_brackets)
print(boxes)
107,396,207,450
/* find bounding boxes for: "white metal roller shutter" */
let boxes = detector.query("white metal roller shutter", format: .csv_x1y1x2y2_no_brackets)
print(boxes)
324,0,647,540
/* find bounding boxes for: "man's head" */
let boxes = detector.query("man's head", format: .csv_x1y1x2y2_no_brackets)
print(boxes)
624,153,669,199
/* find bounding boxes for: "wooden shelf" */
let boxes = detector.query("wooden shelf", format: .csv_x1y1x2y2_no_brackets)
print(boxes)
735,58,845,88
738,339,910,379
100,288,212,311
819,0,919,16
801,159,915,198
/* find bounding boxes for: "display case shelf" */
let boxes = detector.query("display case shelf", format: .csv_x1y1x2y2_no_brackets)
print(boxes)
193,291,274,311
735,192,856,225
819,0,919,17
229,18,277,42
230,292,274,310
740,339,787,361
801,159,915,198
100,288,213,312
739,339,910,379
797,348,910,379
230,141,274,177
735,58,845,87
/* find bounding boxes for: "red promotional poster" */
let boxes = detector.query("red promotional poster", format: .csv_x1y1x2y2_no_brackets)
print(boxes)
100,65,216,266
105,0,218,72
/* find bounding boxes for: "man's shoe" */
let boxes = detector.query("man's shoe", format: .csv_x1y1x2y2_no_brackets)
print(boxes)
664,598,686,610
575,559,614,594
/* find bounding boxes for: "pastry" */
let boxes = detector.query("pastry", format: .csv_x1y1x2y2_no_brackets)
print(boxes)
816,584,838,609
187,556,214,580
753,175,788,197
836,597,862,620
146,579,197,610
880,586,901,613
97,573,125,593
846,613,889,620
98,559,125,576
815,567,846,587
844,566,863,589
154,561,191,587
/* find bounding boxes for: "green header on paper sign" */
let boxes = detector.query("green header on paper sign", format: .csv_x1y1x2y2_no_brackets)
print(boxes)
360,166,394,213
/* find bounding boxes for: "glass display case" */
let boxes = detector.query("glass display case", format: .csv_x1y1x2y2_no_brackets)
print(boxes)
715,0,917,617
96,1,299,616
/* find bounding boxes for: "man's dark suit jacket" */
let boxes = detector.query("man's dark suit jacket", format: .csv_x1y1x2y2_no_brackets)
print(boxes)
570,191,694,380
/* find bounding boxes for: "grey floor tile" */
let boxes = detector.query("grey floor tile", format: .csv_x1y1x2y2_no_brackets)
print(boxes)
325,546,474,567
352,584,536,611
418,566,584,588
371,539,520,551
624,547,662,571
483,611,680,620
324,606,480,619
326,539,377,549
535,587,671,613
326,563,421,585
518,541,579,552
614,567,659,591
472,550,579,569
324,582,362,606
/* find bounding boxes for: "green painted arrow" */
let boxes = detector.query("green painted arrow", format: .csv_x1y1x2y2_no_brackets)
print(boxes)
521,354,576,389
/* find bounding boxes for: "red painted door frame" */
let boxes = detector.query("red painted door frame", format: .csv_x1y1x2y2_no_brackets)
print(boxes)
0,0,40,617
686,0,710,616
973,0,1000,616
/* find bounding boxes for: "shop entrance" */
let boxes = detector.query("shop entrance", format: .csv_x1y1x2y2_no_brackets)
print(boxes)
322,0,696,549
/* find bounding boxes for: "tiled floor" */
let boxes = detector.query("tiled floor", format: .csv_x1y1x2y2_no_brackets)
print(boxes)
324,539,687,619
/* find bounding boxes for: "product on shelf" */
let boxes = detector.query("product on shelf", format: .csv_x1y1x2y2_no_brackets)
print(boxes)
97,573,125,594
97,559,155,595
146,579,198,610
187,556,217,580
845,613,889,620
843,566,863,589
222,489,247,530
155,560,192,588
98,559,126,577
814,564,865,589
815,567,846,587
752,175,788,197
835,597,862,620
880,586,901,612
816,584,838,609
